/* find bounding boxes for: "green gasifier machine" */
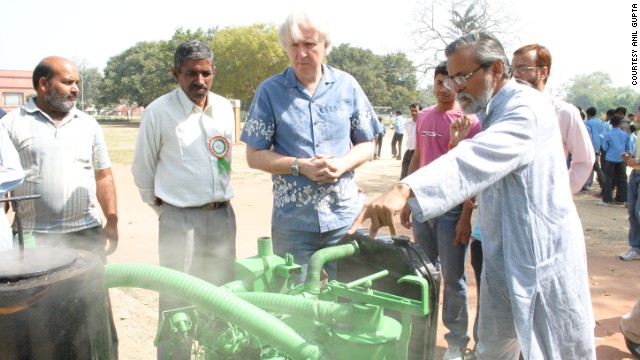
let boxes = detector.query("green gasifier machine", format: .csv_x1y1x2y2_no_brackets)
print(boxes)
0,196,437,359
104,230,440,360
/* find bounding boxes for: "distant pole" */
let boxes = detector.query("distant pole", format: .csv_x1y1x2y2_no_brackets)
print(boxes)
230,99,241,144
81,77,84,111
81,60,85,112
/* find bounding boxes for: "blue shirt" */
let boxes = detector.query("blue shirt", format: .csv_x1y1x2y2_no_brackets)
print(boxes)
603,127,630,163
394,116,405,134
470,214,481,241
241,64,383,232
584,116,603,153
600,121,612,150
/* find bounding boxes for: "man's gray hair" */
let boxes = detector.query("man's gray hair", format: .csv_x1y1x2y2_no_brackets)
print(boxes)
278,8,333,55
174,40,214,70
445,31,512,79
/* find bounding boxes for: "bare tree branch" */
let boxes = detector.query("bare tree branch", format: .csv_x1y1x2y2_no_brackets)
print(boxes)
412,0,521,83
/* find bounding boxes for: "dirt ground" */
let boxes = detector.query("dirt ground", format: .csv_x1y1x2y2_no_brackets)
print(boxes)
107,130,640,360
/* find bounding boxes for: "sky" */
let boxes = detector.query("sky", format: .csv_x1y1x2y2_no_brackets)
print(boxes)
1,0,637,96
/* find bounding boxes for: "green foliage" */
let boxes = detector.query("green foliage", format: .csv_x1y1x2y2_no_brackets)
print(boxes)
98,25,418,114
382,52,419,91
99,25,287,112
73,61,103,112
327,44,420,112
94,22,639,121
101,41,173,108
417,84,436,109
168,27,218,50
562,72,640,115
210,24,289,111
100,28,217,109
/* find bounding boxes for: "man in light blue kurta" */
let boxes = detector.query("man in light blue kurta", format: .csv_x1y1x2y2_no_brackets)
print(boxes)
350,31,595,360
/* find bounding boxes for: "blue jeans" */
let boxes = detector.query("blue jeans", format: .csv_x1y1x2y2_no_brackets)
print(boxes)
413,205,470,349
272,225,350,284
628,170,640,250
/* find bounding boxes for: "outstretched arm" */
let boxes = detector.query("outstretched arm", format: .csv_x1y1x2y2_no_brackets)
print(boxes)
349,182,414,237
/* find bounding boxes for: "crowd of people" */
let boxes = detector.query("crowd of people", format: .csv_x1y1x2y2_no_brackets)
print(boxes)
0,7,638,360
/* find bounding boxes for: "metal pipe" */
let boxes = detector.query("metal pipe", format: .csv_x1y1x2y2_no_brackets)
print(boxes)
0,194,41,258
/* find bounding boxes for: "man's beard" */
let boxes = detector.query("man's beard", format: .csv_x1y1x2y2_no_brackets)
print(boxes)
44,86,76,112
456,76,494,114
527,75,541,89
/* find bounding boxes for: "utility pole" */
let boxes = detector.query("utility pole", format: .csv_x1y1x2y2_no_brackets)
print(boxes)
80,60,85,112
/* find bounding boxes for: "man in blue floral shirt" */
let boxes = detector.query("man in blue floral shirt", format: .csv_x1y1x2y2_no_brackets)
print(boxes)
240,9,382,283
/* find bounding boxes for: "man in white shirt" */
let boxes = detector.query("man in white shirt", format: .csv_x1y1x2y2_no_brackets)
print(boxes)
391,110,405,159
400,103,420,179
131,40,237,360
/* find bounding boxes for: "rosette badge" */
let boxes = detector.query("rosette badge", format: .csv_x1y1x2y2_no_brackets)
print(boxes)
208,136,231,174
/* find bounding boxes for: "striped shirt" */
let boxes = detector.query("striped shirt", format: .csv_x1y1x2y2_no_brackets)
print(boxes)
2,98,111,233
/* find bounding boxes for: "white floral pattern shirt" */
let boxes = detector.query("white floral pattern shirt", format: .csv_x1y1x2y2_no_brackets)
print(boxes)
241,65,382,232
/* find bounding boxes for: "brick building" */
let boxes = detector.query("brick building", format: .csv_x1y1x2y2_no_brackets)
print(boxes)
0,69,33,113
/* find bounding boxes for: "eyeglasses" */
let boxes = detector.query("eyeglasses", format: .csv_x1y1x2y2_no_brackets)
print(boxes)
514,65,542,74
443,65,484,90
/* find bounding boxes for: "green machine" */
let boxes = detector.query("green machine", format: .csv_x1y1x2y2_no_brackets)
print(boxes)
105,232,440,359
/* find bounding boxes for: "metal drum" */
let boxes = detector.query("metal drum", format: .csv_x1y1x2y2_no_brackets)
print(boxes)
0,247,115,360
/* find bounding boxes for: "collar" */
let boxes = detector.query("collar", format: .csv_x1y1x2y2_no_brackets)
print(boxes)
481,78,518,128
176,87,210,115
23,97,79,125
283,63,336,91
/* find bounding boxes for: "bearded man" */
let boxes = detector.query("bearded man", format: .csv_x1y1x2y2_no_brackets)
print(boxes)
350,31,596,360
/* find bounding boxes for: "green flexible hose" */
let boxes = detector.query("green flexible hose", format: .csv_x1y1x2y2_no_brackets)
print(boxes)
237,292,352,324
304,241,359,294
104,263,320,360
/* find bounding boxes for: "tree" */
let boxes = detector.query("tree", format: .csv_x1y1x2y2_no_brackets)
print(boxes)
412,0,520,80
210,24,289,110
327,44,420,111
100,28,216,110
562,72,640,115
327,44,385,103
100,40,173,110
74,59,103,113
98,25,422,114
417,84,436,109
383,52,421,110
169,27,218,50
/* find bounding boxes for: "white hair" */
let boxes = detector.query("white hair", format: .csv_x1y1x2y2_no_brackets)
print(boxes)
278,8,333,55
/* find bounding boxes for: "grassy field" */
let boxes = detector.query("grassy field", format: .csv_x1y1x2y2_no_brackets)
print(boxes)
100,121,139,165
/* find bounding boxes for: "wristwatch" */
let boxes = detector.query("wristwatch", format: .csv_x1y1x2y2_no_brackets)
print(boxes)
290,158,300,176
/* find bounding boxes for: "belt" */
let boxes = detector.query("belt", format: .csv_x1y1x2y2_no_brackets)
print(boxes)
188,200,230,210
